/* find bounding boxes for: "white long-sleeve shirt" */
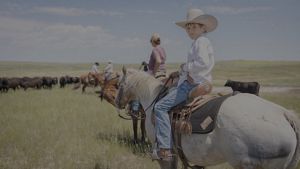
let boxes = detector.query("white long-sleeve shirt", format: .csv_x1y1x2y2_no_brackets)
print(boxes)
104,63,113,73
104,63,113,80
91,64,99,73
178,36,215,85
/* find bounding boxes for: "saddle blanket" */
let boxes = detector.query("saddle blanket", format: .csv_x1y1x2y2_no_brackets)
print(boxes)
190,94,231,134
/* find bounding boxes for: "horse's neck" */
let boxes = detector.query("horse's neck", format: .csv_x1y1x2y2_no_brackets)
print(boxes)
138,84,162,144
127,71,162,114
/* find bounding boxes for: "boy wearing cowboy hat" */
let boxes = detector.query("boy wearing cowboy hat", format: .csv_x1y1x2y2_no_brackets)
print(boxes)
152,8,217,161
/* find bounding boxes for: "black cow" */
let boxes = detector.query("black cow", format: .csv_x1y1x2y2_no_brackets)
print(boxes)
0,78,8,92
52,77,58,85
224,80,260,96
59,76,66,88
6,78,21,91
20,77,43,90
71,77,80,83
42,77,55,89
65,76,73,84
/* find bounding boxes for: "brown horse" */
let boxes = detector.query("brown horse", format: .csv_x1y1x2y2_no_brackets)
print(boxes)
99,76,119,106
100,75,146,143
73,72,105,93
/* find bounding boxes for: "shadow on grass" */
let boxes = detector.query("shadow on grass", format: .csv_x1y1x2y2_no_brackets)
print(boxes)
96,130,152,156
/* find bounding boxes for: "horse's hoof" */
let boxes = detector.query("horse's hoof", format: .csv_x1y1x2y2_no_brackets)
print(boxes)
94,163,100,169
132,139,138,145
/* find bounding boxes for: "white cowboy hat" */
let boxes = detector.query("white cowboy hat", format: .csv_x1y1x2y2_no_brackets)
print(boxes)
175,8,218,32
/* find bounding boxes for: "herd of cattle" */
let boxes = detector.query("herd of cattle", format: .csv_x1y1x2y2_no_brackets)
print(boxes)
0,74,260,96
0,75,80,92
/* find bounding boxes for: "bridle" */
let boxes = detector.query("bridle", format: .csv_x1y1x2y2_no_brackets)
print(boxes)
115,77,144,120
115,89,124,109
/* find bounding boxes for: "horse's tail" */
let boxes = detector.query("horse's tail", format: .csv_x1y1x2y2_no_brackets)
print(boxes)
73,82,81,90
284,110,300,169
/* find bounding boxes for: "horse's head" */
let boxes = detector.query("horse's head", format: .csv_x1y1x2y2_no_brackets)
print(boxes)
94,73,105,85
115,66,162,110
100,75,120,106
115,67,134,109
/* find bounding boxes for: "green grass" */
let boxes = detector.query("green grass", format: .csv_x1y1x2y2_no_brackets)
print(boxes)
0,86,158,169
213,60,300,86
1,60,299,86
0,60,300,169
261,89,300,113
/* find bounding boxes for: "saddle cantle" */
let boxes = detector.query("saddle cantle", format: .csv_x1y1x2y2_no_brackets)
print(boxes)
169,93,231,134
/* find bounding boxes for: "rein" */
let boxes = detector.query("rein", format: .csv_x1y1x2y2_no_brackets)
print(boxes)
117,110,134,120
117,109,144,120
143,75,173,112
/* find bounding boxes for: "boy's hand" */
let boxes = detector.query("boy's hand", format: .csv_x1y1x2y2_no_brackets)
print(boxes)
187,74,194,84
169,71,180,79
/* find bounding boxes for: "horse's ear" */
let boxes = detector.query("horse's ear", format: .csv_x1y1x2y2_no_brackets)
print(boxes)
122,66,127,76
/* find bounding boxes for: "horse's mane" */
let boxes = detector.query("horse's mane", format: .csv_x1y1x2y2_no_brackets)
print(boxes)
125,69,162,99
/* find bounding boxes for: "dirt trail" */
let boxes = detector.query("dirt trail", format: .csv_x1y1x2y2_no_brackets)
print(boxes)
212,86,300,94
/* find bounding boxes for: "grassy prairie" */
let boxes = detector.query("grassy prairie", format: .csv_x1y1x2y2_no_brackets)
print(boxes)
0,60,300,169
0,61,90,77
0,87,157,169
212,60,300,86
1,60,299,86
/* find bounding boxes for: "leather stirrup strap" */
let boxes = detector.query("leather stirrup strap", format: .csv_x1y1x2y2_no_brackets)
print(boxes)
173,128,205,169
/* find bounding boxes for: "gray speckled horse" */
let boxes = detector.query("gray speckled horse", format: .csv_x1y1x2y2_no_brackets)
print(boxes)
115,68,300,169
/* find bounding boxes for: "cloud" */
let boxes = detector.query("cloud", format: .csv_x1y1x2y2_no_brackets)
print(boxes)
134,10,162,15
33,7,97,16
0,16,146,60
32,7,124,17
204,6,274,15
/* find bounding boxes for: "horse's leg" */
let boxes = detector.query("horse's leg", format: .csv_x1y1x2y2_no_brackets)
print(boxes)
130,101,141,144
94,80,98,87
82,83,86,93
140,117,146,143
141,119,146,142
131,114,138,144
171,156,178,169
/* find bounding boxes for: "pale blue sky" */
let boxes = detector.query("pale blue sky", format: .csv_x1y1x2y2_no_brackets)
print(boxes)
0,0,299,63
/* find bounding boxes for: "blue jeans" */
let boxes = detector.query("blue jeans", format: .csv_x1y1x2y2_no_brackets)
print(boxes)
154,80,197,149
130,100,140,112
